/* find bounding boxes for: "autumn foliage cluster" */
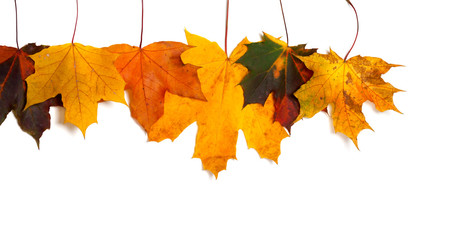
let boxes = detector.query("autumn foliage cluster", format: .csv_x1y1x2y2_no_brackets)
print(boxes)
0,0,402,177
0,29,401,177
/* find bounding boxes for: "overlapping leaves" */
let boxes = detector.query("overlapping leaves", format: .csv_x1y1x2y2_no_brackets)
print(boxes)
236,33,316,131
149,31,288,177
1,32,402,176
25,43,127,135
106,42,205,133
0,43,62,146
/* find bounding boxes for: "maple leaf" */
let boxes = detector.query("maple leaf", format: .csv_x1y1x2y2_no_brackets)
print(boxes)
236,33,316,131
295,49,402,147
0,43,62,146
149,31,289,177
24,43,126,135
105,42,206,132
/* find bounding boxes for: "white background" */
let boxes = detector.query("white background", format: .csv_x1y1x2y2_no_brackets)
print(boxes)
1,0,468,239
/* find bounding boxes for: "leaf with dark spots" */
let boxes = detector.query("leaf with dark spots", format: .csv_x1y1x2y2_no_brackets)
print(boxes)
236,33,316,131
0,43,62,146
295,49,402,148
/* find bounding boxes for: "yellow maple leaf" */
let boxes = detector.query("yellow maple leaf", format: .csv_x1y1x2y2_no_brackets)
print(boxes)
25,43,126,135
149,31,288,177
295,49,402,148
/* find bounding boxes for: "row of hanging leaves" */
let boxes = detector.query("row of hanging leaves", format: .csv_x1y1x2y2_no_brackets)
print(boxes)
0,0,402,177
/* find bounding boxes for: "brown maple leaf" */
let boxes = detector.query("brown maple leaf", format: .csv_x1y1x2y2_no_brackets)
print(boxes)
0,43,62,145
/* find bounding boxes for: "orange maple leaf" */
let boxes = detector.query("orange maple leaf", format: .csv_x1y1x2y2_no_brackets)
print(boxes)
149,31,288,177
105,42,206,132
295,49,402,147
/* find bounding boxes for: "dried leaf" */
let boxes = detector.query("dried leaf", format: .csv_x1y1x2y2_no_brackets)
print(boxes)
295,49,402,147
0,43,62,145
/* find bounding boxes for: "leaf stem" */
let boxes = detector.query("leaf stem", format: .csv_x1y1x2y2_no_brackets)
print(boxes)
139,0,144,49
13,0,20,49
224,0,229,55
279,0,289,45
71,0,79,44
344,0,359,61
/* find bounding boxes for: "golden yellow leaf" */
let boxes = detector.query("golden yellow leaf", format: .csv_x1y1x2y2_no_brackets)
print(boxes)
295,49,401,148
149,31,288,177
25,43,126,135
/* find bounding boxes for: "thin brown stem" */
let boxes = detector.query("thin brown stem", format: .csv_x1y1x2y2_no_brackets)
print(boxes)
279,0,289,45
71,0,78,44
72,0,78,44
224,0,229,55
14,0,19,49
344,0,359,61
139,0,144,48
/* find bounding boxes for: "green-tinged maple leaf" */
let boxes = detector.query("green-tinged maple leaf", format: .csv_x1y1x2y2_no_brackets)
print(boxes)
0,43,62,146
236,33,316,131
148,31,288,178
